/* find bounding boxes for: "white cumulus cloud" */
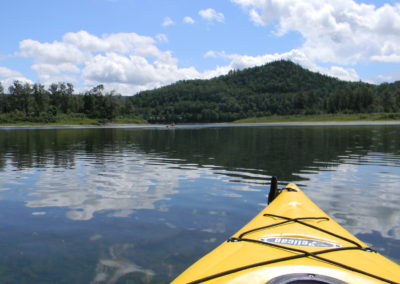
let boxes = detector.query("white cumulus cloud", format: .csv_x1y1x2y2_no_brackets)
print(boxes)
231,0,400,65
15,30,209,95
199,8,225,23
0,66,33,91
32,63,80,75
82,50,202,93
183,16,195,24
162,17,175,27
0,66,23,78
64,31,160,57
19,39,87,64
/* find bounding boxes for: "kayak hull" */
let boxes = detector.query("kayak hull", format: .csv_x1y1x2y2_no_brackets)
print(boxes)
172,183,400,284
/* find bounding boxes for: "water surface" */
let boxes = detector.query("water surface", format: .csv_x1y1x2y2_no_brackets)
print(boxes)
0,125,399,283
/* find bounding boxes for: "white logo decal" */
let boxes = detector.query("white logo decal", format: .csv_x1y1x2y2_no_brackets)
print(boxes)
260,237,341,248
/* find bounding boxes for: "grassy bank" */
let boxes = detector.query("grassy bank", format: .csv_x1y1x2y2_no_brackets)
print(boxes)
234,113,400,124
2,113,400,127
0,114,147,127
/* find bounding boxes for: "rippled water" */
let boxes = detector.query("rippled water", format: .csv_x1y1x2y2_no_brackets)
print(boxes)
0,125,399,283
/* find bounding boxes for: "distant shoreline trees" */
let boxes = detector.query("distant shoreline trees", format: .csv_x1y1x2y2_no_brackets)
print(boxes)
0,81,136,123
1,61,400,124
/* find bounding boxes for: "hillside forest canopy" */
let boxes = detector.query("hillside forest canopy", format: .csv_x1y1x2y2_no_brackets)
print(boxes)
0,60,400,124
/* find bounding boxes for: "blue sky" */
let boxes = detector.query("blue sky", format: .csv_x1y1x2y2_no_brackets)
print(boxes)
1,0,400,95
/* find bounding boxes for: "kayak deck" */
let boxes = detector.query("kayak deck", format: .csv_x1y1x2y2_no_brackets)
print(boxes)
172,183,400,284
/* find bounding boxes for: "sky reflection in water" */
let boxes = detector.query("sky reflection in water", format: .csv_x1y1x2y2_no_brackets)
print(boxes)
0,126,399,283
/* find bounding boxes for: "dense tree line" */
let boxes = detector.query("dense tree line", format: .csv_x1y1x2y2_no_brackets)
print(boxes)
1,60,400,123
0,81,136,123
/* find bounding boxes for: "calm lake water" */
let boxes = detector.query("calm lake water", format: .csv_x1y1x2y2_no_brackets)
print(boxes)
0,124,399,283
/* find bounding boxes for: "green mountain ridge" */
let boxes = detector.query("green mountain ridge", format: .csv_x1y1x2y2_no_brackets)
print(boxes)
132,60,400,123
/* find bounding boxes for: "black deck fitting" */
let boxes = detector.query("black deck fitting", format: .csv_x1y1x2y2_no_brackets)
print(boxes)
268,176,278,204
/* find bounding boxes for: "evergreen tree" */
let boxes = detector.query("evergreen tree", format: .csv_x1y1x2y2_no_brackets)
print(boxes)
8,81,34,116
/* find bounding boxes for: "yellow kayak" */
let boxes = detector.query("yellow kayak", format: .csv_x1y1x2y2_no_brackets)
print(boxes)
173,178,400,284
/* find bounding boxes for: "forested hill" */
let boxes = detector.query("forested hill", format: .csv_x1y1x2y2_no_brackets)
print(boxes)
132,60,400,123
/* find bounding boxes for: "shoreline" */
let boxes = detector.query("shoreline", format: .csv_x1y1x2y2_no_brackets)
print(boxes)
2,113,400,129
1,120,400,130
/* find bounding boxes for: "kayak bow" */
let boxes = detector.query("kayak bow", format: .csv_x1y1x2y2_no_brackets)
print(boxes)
172,178,400,284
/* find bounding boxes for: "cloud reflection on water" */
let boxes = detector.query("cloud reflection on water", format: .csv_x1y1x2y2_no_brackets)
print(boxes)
297,153,400,243
22,151,264,221
25,152,193,220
